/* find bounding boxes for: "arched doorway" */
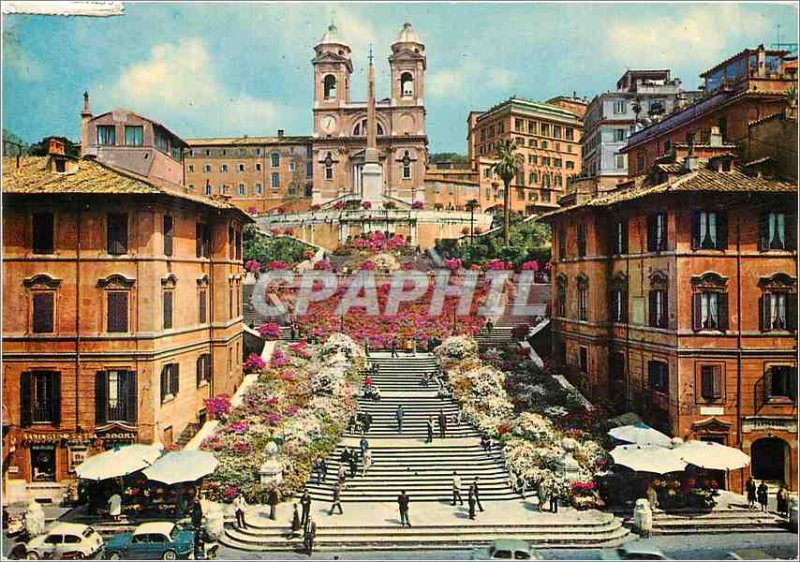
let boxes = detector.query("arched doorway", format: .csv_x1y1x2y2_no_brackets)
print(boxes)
751,437,788,482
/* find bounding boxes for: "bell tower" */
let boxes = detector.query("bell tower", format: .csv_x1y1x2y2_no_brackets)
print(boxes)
313,24,353,108
389,22,426,107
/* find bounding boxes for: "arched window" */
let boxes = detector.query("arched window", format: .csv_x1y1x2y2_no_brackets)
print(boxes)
352,119,385,137
323,75,337,100
324,152,334,180
577,274,589,321
542,174,551,188
400,72,414,97
271,152,280,168
402,151,412,179
529,172,537,185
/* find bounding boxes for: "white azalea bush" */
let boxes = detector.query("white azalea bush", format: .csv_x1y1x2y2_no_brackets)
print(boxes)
435,335,480,367
372,252,401,272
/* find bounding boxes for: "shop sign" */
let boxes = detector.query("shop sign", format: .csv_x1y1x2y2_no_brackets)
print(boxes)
22,428,138,445
742,417,797,434
8,466,19,474
69,447,88,473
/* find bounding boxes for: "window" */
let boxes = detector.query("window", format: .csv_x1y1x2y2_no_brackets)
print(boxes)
566,161,575,170
196,223,211,258
765,365,797,401
529,172,537,184
160,364,179,402
529,139,538,148
565,128,574,141
198,288,208,324
553,126,562,139
579,347,588,373
615,155,625,169
541,157,550,167
540,123,550,137
324,152,334,180
554,158,563,168
648,360,669,393
32,292,55,333
271,172,280,190
577,224,587,257
20,371,60,426
400,72,414,97
759,273,797,332
516,188,524,200
188,164,195,173
220,164,228,172
613,100,626,114
646,212,667,252
613,129,625,142
611,220,628,255
237,163,245,172
402,151,412,179
528,121,537,134
162,290,174,330
97,125,116,146
542,141,549,150
32,212,54,254
578,276,589,321
691,272,728,331
542,191,551,203
124,126,143,146
306,162,313,178
155,132,169,153
760,212,794,251
515,118,524,132
197,354,212,387
256,162,262,172
556,276,566,317
271,152,280,167
664,140,671,153
636,152,645,173
107,292,129,333
649,289,668,328
610,287,627,323
558,227,566,260
95,370,136,424
237,183,246,196
323,74,337,99
203,164,211,173
163,215,174,257
700,365,722,401
107,213,128,255
692,211,727,250
254,183,263,195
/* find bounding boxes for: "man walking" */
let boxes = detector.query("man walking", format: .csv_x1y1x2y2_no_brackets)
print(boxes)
303,515,317,556
320,458,328,483
397,490,411,527
329,481,344,515
396,405,405,433
359,436,369,459
468,485,477,520
233,493,247,529
757,481,769,512
549,479,559,513
364,413,373,433
473,478,484,512
348,452,358,478
452,471,464,506
437,409,447,439
300,490,311,527
390,338,398,358
746,477,757,509
268,486,280,521
361,449,372,477
426,416,434,444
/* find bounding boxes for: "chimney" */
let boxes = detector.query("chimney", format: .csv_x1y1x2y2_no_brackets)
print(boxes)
80,91,92,158
49,138,65,156
709,126,723,147
683,132,699,172
277,129,285,138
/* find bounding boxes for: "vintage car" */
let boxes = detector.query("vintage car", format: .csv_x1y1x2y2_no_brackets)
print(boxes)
104,521,194,560
601,543,671,560
471,539,542,560
24,522,104,560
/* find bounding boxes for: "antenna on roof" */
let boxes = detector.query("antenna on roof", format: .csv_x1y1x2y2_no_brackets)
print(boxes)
772,23,799,55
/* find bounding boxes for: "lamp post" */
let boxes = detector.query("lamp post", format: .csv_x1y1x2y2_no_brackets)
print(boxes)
466,199,479,243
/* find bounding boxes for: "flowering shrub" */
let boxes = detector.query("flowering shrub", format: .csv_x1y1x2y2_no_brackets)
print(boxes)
443,258,462,271
204,394,232,420
372,253,400,272
246,206,259,216
311,204,321,211
435,336,479,364
266,260,290,271
484,259,511,271
258,323,282,340
361,201,372,210
283,227,295,236
314,259,332,271
333,201,345,210
360,260,376,271
511,324,530,340
521,260,540,271
244,353,267,372
245,259,262,273
411,201,424,209
384,201,397,209
303,249,315,260
270,227,281,236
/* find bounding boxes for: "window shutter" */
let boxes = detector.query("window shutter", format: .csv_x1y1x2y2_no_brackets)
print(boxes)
171,365,180,396
126,371,137,424
758,213,769,251
787,293,798,332
649,291,656,326
787,214,797,251
163,216,174,257
95,371,107,424
20,372,32,428
660,215,668,251
718,293,729,331
32,293,54,333
107,292,128,333
621,222,628,254
661,291,669,328
49,372,61,426
196,224,203,258
713,367,722,399
228,225,235,259
691,212,701,250
107,214,128,255
197,356,203,387
163,292,173,330
199,290,207,324
692,293,702,331
763,368,773,401
789,369,798,401
646,215,655,252
701,368,713,399
621,289,628,322
235,229,242,260
759,294,768,332
160,367,168,402
717,212,728,250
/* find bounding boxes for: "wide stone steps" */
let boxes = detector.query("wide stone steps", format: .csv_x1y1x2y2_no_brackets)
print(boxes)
220,516,630,551
614,505,789,535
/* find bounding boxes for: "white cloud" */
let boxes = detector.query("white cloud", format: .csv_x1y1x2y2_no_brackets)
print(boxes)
98,38,287,136
604,5,769,68
428,61,517,99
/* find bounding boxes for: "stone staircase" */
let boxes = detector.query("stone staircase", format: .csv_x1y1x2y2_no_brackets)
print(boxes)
174,422,200,449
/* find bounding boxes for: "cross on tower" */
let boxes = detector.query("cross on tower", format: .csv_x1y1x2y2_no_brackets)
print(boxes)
368,44,373,65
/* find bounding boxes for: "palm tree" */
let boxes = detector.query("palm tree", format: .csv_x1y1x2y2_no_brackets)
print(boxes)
492,140,521,246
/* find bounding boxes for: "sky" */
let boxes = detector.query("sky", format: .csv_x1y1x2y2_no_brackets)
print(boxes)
3,1,798,153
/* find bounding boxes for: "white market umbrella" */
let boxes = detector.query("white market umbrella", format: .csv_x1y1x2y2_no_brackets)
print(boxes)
608,422,672,448
676,441,750,470
75,444,162,481
610,444,687,474
143,451,219,485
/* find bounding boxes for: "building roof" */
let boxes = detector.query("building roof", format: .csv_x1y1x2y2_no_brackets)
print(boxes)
699,45,788,78
476,97,582,125
318,23,347,47
541,162,795,220
395,22,421,44
748,110,795,128
4,156,252,220
90,109,188,147
185,136,312,147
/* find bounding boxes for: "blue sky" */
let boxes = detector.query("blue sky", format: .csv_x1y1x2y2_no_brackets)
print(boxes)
3,2,798,152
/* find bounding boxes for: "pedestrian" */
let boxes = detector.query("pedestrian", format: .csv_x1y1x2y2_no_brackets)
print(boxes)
290,324,297,340
452,471,464,506
337,464,347,486
777,484,789,518
320,458,328,483
364,374,373,389
426,416,434,444
362,449,372,477
364,338,370,357
549,479,559,513
348,453,358,479
268,487,280,521
486,318,494,334
468,485,477,519
746,477,757,509
108,492,123,522
290,504,302,539
404,339,413,354
390,338,398,358
473,478,484,512
365,412,373,433
300,490,311,527
645,482,659,510
757,481,769,512
480,433,492,453
329,482,344,515
396,405,405,432
360,436,369,459
233,493,248,529
341,446,351,464
537,478,549,513
456,409,463,427
397,490,411,527
190,497,203,531
437,409,447,439
303,515,317,556
509,472,525,499
420,372,429,387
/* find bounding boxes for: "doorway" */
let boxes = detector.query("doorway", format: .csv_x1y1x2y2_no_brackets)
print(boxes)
751,437,787,483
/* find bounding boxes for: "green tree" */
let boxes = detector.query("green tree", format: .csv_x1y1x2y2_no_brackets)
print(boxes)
491,140,521,246
430,152,469,165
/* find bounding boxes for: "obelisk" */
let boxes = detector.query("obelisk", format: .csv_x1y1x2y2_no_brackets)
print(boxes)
361,44,383,207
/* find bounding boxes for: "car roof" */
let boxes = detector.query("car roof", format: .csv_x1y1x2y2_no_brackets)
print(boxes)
133,522,175,536
491,539,531,550
621,543,666,555
48,523,91,535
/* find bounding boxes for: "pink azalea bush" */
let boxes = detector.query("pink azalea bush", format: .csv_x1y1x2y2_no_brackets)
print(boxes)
283,227,295,236
266,261,289,271
258,322,282,340
360,260,376,271
411,201,424,209
484,259,511,271
244,353,267,372
333,201,345,210
314,259,332,271
361,201,372,210
443,257,462,271
204,394,232,420
245,259,262,273
246,206,258,216
521,260,540,271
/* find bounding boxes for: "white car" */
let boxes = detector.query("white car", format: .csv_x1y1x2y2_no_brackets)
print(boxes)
24,522,104,560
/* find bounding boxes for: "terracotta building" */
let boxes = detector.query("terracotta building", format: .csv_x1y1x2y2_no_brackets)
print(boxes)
621,45,795,177
2,134,249,499
467,97,583,214
183,135,314,214
543,143,797,491
423,166,480,211
546,94,590,120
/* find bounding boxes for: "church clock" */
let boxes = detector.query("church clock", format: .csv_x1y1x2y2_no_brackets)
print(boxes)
321,115,337,134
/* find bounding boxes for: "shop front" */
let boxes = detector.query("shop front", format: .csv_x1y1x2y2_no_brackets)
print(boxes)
742,416,797,491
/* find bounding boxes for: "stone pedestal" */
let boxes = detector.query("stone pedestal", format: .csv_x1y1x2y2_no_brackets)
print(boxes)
361,160,383,208
258,441,283,485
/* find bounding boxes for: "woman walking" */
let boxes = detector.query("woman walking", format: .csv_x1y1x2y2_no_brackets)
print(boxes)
757,481,769,512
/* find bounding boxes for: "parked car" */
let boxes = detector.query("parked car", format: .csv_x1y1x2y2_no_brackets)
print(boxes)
104,522,195,560
24,522,104,560
727,550,778,560
601,543,670,560
471,539,542,560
